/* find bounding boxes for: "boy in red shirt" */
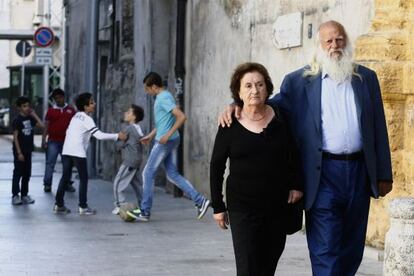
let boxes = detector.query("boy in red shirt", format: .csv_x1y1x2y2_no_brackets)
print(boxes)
42,89,76,193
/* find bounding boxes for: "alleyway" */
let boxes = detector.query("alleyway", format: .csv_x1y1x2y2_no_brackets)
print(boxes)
0,135,383,275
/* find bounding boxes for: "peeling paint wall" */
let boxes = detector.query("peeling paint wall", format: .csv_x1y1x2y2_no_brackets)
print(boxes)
183,0,374,199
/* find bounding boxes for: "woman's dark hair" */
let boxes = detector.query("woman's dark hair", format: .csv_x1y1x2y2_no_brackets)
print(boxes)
130,104,144,123
229,62,274,107
75,92,93,111
15,96,30,107
143,72,163,87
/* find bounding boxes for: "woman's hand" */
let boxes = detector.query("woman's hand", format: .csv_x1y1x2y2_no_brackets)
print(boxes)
17,153,25,162
213,212,229,230
288,190,303,204
217,104,242,128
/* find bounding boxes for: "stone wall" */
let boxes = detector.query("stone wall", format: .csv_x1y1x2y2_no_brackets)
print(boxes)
354,0,414,248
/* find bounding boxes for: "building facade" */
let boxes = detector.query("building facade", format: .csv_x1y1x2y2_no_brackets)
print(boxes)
63,0,413,248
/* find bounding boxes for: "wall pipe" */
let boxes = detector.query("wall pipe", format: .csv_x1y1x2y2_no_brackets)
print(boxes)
174,0,187,197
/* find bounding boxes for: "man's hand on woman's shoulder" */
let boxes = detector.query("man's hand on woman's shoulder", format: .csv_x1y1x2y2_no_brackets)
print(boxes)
217,103,242,127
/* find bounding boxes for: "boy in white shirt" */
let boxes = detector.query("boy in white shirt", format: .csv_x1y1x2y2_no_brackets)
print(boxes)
54,92,127,215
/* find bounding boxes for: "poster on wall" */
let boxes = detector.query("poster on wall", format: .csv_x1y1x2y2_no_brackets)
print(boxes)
272,12,303,49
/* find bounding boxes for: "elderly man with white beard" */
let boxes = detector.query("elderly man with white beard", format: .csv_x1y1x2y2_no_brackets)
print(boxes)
218,20,393,275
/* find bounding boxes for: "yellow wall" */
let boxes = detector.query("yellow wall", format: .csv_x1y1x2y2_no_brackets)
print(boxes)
355,0,414,248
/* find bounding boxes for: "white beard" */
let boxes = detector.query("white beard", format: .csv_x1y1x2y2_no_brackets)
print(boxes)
316,45,354,82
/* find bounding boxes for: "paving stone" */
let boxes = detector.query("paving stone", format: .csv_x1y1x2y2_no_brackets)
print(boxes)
0,135,383,275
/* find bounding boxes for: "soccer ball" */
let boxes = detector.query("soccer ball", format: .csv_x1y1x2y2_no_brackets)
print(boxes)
118,203,137,222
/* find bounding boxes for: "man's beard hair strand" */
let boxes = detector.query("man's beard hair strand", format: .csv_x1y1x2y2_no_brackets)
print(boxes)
316,45,354,82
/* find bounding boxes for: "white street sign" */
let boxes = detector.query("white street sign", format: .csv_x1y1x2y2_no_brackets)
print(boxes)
35,56,52,65
35,48,52,56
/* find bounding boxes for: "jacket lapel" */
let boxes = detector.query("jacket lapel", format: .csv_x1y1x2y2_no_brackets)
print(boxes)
305,74,322,135
351,73,364,125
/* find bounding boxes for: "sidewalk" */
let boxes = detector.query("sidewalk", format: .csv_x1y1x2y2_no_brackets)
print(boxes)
0,135,383,275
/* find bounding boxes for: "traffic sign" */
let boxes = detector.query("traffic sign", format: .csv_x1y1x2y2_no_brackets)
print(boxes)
34,27,54,47
16,40,32,57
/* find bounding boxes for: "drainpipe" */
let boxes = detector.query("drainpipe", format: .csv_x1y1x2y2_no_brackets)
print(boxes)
86,0,99,177
174,0,187,197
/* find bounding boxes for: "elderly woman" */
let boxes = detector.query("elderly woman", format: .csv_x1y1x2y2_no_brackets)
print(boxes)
210,62,303,275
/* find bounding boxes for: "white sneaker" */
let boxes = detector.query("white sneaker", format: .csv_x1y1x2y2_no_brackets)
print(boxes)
12,195,22,205
112,207,120,215
21,195,35,204
79,207,97,216
197,198,211,220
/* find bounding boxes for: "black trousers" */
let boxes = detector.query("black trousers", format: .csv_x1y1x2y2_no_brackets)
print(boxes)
55,155,88,208
228,210,286,276
12,151,32,197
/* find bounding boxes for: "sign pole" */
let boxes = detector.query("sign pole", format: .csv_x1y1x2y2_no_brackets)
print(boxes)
43,64,49,119
44,0,51,117
20,42,26,96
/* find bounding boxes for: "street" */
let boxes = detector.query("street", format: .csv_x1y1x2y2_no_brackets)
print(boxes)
0,135,383,276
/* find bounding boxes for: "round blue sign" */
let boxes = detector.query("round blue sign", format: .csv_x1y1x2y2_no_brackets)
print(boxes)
34,27,54,47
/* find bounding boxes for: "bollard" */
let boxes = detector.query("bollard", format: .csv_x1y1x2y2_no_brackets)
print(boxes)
383,197,414,276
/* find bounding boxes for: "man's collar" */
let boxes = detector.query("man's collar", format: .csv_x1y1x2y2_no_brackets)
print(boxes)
52,103,68,109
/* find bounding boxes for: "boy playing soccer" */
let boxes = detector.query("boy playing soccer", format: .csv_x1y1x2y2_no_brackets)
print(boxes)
11,96,44,205
127,72,210,221
54,92,127,215
112,104,145,215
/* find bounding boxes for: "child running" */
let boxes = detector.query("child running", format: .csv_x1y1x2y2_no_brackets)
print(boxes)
54,92,127,215
112,104,144,215
127,72,210,222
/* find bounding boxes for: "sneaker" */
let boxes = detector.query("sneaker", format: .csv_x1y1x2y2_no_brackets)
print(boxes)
44,185,52,193
66,184,76,193
112,207,120,215
197,198,211,220
21,195,35,204
127,208,149,222
53,205,71,214
79,207,97,216
11,195,22,205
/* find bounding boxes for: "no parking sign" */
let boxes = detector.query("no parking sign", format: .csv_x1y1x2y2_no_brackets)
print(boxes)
34,27,55,48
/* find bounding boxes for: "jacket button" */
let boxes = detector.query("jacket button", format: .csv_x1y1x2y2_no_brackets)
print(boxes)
318,148,322,152
317,166,321,170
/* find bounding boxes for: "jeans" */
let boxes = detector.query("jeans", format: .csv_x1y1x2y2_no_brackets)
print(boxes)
12,150,32,197
141,137,204,214
55,155,88,208
43,141,69,187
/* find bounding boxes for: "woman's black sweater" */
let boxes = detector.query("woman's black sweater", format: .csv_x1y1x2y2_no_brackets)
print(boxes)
210,108,302,214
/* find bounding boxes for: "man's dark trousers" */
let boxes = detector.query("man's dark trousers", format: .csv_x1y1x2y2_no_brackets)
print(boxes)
306,157,370,276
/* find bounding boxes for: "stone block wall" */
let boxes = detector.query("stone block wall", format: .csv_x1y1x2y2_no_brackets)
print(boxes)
354,0,414,248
